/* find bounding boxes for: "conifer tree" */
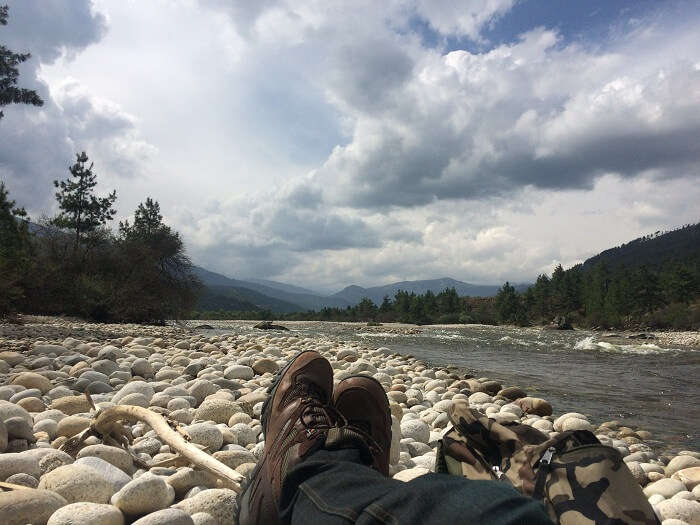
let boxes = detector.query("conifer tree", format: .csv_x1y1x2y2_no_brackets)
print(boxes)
52,152,117,245
0,5,43,120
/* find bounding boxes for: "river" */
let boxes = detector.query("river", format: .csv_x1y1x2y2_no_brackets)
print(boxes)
198,321,699,451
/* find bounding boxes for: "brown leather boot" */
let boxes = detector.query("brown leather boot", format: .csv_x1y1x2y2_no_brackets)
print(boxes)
237,350,336,525
332,375,391,476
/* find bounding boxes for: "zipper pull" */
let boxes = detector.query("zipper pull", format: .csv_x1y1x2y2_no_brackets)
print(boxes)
540,447,556,466
533,447,556,499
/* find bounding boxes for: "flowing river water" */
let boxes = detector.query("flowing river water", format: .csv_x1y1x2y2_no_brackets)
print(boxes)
200,321,699,451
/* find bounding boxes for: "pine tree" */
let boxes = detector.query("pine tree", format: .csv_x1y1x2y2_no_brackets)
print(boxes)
52,152,117,245
0,181,29,317
0,5,43,120
119,197,166,240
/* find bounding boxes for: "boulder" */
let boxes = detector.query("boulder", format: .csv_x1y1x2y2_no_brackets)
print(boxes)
0,451,41,479
194,399,241,424
184,423,223,451
56,415,91,438
212,449,256,469
655,498,700,524
252,358,279,375
0,400,32,424
77,444,134,474
38,463,116,504
400,419,430,444
132,508,194,525
673,467,700,490
497,387,527,400
111,473,173,516
50,395,92,416
173,489,239,525
643,478,686,499
514,397,553,416
0,489,68,525
75,456,132,492
223,365,254,381
47,502,124,525
667,456,700,477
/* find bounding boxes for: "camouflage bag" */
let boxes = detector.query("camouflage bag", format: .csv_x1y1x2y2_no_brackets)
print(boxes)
436,399,659,525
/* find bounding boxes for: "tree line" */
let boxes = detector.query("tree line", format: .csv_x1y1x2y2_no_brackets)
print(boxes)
0,153,201,323
192,242,700,330
191,288,500,325
1,6,200,324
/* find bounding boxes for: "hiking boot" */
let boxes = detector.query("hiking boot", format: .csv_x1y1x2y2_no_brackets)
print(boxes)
333,375,391,476
237,350,335,525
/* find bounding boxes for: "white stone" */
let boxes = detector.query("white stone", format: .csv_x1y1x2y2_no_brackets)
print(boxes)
0,489,68,525
655,498,700,524
393,466,430,482
111,473,173,516
132,508,194,525
223,365,254,380
468,392,492,405
560,418,593,432
184,423,223,452
174,489,238,525
644,479,687,499
400,419,430,444
47,502,124,525
553,412,587,432
38,463,116,504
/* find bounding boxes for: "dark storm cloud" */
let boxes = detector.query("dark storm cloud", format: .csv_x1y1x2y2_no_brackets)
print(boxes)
1,0,106,63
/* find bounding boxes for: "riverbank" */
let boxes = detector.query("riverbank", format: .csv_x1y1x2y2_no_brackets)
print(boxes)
0,316,698,523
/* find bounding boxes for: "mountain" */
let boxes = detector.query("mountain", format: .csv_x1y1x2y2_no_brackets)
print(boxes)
193,267,528,313
192,267,351,311
244,278,321,296
196,287,260,312
200,285,303,314
332,277,519,306
582,223,700,271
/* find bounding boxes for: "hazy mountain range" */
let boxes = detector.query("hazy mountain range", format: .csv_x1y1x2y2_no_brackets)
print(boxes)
193,267,525,313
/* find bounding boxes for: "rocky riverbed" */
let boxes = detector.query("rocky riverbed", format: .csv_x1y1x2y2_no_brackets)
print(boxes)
0,317,698,525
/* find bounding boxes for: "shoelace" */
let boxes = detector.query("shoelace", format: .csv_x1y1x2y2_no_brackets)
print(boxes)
300,397,347,435
299,396,385,456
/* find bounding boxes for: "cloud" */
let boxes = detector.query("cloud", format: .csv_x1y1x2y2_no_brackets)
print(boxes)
306,26,700,209
4,0,700,292
413,0,516,40
0,1,155,213
0,0,106,63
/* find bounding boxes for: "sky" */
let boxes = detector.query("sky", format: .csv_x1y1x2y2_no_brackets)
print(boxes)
1,0,699,294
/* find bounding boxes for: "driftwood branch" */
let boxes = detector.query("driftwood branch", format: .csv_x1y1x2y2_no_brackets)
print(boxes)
63,403,246,492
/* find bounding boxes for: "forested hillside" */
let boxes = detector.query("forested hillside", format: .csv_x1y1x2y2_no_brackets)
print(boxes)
495,223,700,329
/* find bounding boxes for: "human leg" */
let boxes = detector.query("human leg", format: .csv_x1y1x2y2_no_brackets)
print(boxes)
280,447,553,525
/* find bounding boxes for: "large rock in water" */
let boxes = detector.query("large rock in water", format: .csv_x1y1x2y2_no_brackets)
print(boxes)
253,321,289,331
514,397,553,416
0,489,68,525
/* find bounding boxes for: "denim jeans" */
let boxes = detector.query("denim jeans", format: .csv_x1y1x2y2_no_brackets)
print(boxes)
279,448,553,524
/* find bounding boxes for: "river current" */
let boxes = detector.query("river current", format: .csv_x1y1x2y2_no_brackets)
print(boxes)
200,321,699,451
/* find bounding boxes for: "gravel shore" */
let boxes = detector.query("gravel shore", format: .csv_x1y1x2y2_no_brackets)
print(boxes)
0,317,698,524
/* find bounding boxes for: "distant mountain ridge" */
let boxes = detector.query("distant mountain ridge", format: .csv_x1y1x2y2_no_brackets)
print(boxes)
193,267,351,311
331,277,518,306
193,267,522,313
